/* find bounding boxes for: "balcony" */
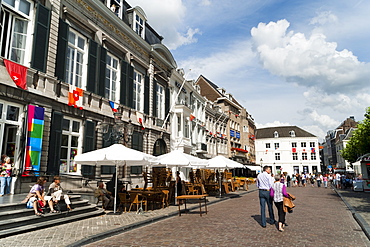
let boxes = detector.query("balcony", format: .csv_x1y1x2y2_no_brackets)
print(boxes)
196,142,207,154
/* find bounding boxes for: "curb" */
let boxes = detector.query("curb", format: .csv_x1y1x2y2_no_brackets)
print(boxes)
333,187,370,241
68,188,257,247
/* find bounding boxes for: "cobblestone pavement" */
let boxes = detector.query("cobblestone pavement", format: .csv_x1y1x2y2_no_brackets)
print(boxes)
86,186,370,247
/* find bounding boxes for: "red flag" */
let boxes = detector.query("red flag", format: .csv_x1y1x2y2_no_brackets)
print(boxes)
3,59,28,90
68,85,84,110
190,114,195,121
292,148,296,153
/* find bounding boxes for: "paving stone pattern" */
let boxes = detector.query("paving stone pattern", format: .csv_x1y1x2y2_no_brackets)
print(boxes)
86,186,370,247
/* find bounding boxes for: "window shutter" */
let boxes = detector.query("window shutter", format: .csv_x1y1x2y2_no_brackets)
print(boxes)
165,86,170,117
47,111,63,175
152,80,157,117
144,75,150,114
120,60,128,106
127,65,134,109
83,120,96,152
55,19,69,81
98,46,107,97
31,3,51,72
87,40,99,94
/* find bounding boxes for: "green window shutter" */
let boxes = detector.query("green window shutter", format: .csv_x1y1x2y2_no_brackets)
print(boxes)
31,3,51,72
144,75,150,114
127,65,134,109
47,111,63,175
87,40,99,94
83,120,96,152
54,19,69,81
98,46,107,97
165,87,170,117
152,80,157,117
120,60,128,106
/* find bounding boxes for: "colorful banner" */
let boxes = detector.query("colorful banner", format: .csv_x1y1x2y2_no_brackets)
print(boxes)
24,105,45,175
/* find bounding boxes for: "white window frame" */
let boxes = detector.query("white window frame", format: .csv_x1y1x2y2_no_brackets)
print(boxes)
156,84,165,119
292,142,297,148
274,143,279,149
66,29,87,88
134,12,145,38
106,0,122,18
274,131,279,138
0,0,34,66
302,152,308,160
292,153,298,160
311,153,316,160
133,70,143,112
105,52,120,101
60,117,82,174
301,142,306,148
310,142,315,147
275,153,280,160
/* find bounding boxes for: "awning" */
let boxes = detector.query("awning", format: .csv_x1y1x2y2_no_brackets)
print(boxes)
245,165,260,171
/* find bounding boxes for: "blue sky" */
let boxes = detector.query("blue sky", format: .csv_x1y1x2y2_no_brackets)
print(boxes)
128,0,370,140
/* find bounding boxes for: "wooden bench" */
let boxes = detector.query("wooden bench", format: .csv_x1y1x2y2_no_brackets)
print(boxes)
176,194,208,217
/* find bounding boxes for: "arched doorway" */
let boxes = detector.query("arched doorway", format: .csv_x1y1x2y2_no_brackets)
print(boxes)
153,139,166,156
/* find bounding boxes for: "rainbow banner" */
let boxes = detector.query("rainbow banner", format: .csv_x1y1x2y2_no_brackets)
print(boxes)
24,105,45,175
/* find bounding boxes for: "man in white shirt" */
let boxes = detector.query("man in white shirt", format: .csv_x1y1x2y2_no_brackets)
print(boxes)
256,166,276,227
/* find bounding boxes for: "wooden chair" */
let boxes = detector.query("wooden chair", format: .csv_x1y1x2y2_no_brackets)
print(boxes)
186,184,198,195
118,193,131,212
96,196,105,209
128,193,147,212
161,190,169,208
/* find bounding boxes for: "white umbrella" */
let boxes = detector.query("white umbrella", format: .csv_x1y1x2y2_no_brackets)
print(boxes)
74,144,157,213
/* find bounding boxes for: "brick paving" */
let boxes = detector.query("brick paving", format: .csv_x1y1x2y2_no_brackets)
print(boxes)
86,186,370,247
1,185,369,247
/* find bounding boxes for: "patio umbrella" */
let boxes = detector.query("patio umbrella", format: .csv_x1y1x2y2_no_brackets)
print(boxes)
206,155,244,197
155,150,207,202
74,144,157,213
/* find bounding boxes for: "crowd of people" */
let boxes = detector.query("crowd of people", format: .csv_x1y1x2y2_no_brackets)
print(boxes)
283,172,356,189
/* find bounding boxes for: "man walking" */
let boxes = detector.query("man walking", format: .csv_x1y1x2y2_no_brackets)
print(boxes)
257,166,276,228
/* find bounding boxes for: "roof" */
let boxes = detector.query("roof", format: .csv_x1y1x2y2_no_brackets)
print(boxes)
256,126,316,139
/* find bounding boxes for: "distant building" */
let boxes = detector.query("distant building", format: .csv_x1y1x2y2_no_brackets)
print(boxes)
256,126,320,175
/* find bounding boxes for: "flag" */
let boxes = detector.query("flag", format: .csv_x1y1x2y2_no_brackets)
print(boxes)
311,148,315,153
68,84,84,109
3,59,28,90
109,101,119,112
136,112,145,130
190,114,195,121
292,148,296,153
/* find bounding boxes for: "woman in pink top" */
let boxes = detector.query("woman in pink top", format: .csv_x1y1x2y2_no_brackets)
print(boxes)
323,175,328,188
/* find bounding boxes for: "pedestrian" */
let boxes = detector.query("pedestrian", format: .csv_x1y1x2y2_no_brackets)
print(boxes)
316,174,322,187
0,155,13,196
291,174,296,187
323,174,328,188
270,175,289,232
256,166,276,228
286,175,291,187
335,173,341,189
301,173,306,187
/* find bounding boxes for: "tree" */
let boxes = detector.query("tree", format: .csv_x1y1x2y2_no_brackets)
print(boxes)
341,107,370,163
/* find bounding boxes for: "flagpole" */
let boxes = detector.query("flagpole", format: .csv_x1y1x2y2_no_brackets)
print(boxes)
161,69,191,129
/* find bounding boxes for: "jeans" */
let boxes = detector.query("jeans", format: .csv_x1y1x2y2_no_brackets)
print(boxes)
259,190,275,226
0,177,12,195
317,180,321,187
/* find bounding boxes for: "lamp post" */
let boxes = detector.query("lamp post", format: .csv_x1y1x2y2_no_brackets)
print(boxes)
260,158,263,173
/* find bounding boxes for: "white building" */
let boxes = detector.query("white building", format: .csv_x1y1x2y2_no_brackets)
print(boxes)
256,126,321,175
336,127,356,172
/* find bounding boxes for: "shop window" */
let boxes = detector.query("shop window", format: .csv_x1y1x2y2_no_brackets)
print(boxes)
60,117,82,173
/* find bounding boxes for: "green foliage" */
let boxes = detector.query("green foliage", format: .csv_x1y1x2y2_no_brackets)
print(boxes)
341,107,370,163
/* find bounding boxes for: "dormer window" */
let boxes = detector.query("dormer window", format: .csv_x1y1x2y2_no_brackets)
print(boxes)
134,13,145,38
274,131,279,138
104,0,122,18
289,130,295,137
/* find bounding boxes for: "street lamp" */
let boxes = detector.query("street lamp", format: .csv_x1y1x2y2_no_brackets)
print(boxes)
260,158,263,173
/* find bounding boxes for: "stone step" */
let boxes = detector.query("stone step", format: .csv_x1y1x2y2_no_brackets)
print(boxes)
0,199,89,220
0,207,105,238
0,204,103,231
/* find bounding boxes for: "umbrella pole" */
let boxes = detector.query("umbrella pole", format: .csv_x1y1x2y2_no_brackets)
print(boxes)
219,170,222,198
114,163,118,214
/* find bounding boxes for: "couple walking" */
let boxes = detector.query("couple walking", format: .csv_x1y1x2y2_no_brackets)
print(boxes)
257,166,289,232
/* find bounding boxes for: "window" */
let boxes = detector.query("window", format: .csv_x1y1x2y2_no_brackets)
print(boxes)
133,70,143,111
311,153,316,160
134,13,145,38
243,125,248,132
66,29,86,88
302,152,307,160
105,53,119,101
292,142,297,148
292,153,298,160
156,84,165,119
310,142,315,147
184,120,189,138
101,165,115,175
289,130,295,137
177,115,181,137
301,142,306,148
60,118,81,173
274,131,279,138
266,143,270,149
0,0,33,65
108,0,122,18
274,143,279,149
130,166,142,175
275,153,280,160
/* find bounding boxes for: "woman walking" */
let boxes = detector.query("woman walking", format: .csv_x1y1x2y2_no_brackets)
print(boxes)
270,175,290,232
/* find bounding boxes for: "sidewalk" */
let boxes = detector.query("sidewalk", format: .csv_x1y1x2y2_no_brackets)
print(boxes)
334,187,370,240
0,186,257,247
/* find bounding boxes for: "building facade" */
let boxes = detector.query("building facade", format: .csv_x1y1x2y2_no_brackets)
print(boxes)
255,126,321,175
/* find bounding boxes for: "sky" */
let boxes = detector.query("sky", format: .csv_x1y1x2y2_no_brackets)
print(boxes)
127,0,370,141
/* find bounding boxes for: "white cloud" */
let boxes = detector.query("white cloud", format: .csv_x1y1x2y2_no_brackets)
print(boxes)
127,0,201,50
250,19,370,94
200,0,211,6
256,121,292,129
310,11,338,25
301,109,340,129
